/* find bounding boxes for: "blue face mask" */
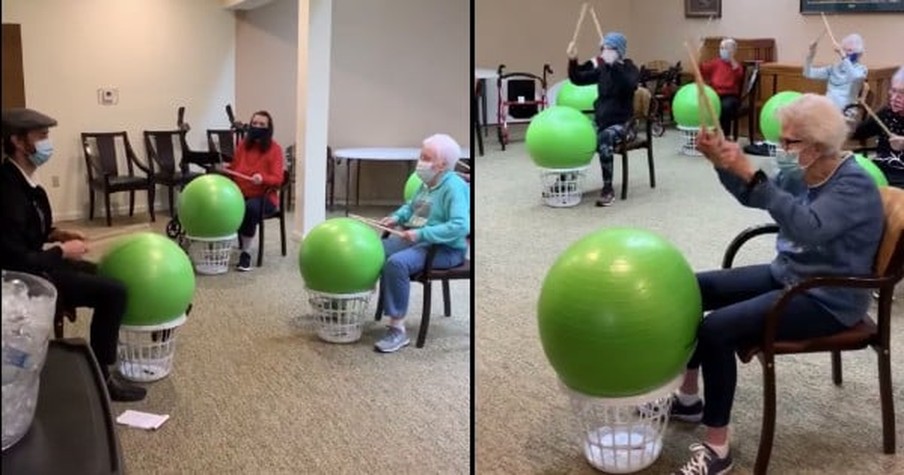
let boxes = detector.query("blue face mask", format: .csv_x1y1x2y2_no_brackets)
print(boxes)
776,149,804,181
719,49,731,61
28,139,54,167
847,53,860,63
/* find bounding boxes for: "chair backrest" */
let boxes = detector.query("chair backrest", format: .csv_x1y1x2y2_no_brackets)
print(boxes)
741,62,761,99
644,60,671,73
82,132,134,177
144,130,182,175
633,87,653,120
699,37,777,64
207,129,236,160
876,187,904,278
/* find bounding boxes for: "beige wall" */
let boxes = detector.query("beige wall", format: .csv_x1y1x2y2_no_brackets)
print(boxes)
330,0,470,204
477,0,903,77
235,0,298,149
1,0,236,221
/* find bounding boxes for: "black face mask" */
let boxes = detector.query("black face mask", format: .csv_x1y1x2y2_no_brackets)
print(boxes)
247,127,271,141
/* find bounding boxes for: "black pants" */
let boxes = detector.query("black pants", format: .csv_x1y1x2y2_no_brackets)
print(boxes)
47,260,127,366
719,95,740,138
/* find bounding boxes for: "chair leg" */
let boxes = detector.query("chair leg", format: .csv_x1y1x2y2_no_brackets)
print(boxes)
647,146,656,188
104,192,113,227
374,282,384,321
442,279,452,317
417,282,432,348
279,215,287,256
620,152,628,200
831,351,843,386
257,219,265,267
88,188,95,221
755,357,778,475
878,346,896,454
129,190,135,216
148,187,156,222
168,186,175,216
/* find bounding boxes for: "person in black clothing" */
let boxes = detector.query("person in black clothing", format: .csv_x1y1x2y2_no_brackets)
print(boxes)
850,65,904,187
1,108,146,402
567,31,639,206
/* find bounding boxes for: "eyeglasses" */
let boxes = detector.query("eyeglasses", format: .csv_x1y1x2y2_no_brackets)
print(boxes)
890,88,904,97
779,137,803,149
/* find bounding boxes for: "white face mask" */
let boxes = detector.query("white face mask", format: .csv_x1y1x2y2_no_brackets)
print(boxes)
415,160,439,184
601,50,618,65
719,48,731,61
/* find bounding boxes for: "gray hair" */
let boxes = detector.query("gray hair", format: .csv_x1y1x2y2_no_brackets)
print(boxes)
893,66,904,85
720,38,737,52
423,133,461,171
776,93,848,158
841,33,865,54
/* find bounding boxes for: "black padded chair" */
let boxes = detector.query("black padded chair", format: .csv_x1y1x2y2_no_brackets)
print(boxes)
82,132,155,227
143,130,202,216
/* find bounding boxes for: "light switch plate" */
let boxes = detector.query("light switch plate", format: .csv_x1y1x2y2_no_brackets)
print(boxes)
98,88,119,105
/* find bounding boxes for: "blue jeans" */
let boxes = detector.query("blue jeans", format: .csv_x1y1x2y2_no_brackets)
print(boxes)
379,236,466,318
690,264,848,427
238,197,276,237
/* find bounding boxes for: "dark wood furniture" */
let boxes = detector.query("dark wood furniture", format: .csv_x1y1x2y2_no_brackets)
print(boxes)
82,132,155,227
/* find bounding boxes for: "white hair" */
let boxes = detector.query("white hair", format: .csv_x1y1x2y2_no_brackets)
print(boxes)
720,38,737,52
893,66,904,86
841,33,865,54
776,93,848,158
423,133,461,171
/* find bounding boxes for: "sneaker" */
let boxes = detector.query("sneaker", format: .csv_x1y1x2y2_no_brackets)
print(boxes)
374,326,411,353
595,188,615,207
236,251,252,272
106,376,147,402
671,395,704,423
672,443,733,475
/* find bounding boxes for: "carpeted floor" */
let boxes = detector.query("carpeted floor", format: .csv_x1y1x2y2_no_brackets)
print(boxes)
474,130,904,474
58,206,471,474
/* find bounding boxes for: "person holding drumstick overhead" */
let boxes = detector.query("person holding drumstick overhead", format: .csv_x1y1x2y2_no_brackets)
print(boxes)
220,110,284,272
373,134,470,353
804,31,868,115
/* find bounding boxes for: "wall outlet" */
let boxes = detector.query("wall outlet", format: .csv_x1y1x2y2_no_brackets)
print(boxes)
51,175,60,187
97,88,119,105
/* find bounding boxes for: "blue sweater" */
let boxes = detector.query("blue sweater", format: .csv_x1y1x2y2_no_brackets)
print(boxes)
717,155,884,327
392,171,471,250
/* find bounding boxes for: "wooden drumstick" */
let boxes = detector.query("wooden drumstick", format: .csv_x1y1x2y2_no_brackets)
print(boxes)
348,214,406,237
820,13,840,48
571,3,589,45
457,161,471,171
684,41,722,136
222,168,255,182
89,223,153,244
588,5,604,42
859,99,895,138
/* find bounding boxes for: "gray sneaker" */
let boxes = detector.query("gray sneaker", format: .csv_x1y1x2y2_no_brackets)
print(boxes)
673,443,733,475
596,188,615,207
374,326,410,353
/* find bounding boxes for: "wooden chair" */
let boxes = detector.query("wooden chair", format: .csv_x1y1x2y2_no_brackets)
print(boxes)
614,87,656,200
82,132,155,227
729,61,762,142
206,129,237,162
143,130,202,216
721,186,904,475
255,169,289,267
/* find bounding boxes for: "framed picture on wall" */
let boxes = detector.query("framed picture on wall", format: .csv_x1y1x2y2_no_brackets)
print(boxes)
685,0,722,18
800,0,904,14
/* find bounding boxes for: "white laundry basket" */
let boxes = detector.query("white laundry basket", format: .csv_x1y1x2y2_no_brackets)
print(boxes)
677,126,701,156
306,289,374,344
186,234,237,275
117,314,187,383
538,166,589,208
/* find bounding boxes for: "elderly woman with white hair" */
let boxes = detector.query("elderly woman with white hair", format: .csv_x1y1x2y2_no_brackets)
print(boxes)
374,133,470,353
667,94,883,474
851,65,904,187
804,33,868,112
701,38,746,135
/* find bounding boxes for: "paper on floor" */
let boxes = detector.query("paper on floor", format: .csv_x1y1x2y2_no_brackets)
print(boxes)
116,410,170,430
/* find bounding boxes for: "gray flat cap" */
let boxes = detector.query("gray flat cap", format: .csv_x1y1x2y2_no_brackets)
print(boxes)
1,108,58,132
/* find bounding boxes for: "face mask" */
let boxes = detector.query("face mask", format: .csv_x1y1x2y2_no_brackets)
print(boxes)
415,160,439,183
719,49,731,61
28,139,54,167
847,53,860,63
601,50,618,65
247,126,269,141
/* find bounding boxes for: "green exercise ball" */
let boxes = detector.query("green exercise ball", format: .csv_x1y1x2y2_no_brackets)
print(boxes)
404,172,424,202
538,228,702,397
671,83,722,128
98,232,196,326
854,154,889,187
525,106,597,169
298,218,385,294
556,80,598,114
178,175,246,238
759,91,803,143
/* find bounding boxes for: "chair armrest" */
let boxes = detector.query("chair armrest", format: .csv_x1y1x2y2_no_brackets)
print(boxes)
721,223,780,269
126,146,153,176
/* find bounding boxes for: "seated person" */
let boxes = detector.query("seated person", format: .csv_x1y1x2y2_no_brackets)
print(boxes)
804,33,868,114
0,108,147,402
375,134,470,353
700,38,745,135
222,111,284,272
850,65,904,187
670,94,883,474
566,32,639,207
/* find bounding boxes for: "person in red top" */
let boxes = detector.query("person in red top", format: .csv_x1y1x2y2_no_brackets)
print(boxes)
223,110,284,271
700,38,746,135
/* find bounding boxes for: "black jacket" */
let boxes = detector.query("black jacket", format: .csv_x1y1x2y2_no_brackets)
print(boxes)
568,57,640,129
0,158,64,274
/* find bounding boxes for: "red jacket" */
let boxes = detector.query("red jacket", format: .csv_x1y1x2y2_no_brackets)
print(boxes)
701,58,744,96
227,139,285,207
